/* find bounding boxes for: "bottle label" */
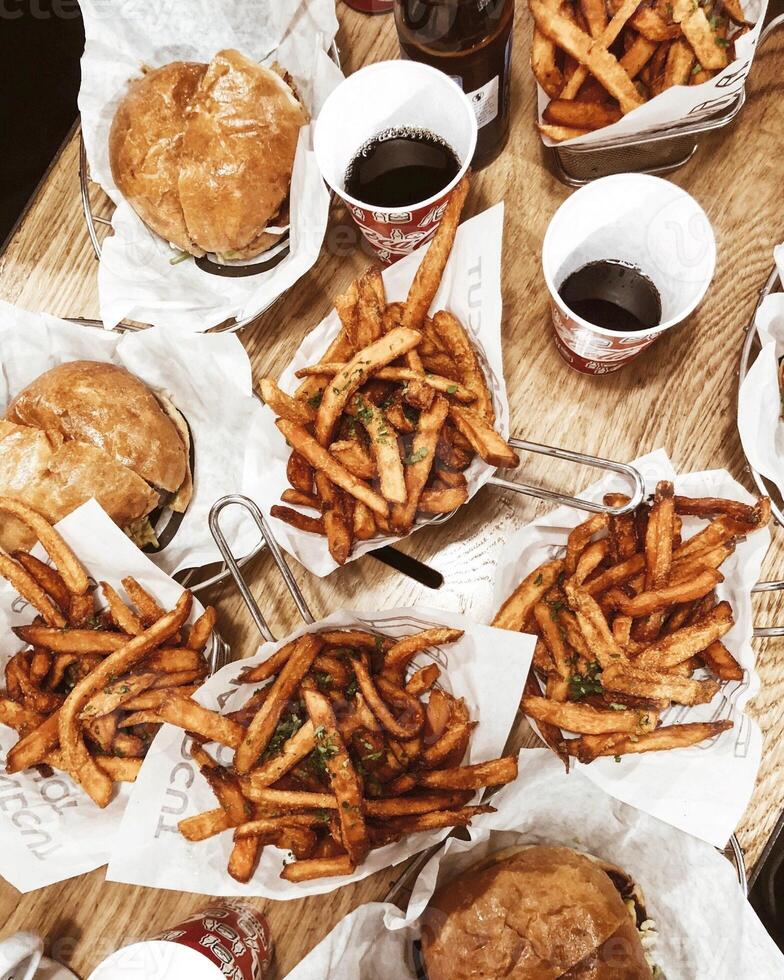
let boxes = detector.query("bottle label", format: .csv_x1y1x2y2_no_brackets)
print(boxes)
465,74,499,128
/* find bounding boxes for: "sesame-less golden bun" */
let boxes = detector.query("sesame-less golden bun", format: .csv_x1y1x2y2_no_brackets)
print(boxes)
420,844,653,979
109,49,308,260
2,361,191,550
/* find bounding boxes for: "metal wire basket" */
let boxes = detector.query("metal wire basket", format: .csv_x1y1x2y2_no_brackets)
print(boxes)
77,42,341,333
737,265,783,527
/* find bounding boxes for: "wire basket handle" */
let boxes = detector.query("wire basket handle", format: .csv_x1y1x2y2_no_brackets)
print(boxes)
209,494,314,641
751,579,784,637
487,438,645,515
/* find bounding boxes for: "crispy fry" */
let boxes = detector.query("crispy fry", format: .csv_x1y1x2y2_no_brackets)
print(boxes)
493,559,565,631
634,601,733,668
315,472,353,566
417,487,469,514
702,640,744,681
80,672,159,720
523,694,658,735
314,328,422,445
260,377,316,426
448,404,518,469
157,695,245,749
287,451,315,494
565,514,609,575
543,99,622,129
0,498,89,594
572,720,733,760
270,505,325,536
351,395,406,504
532,24,564,98
564,582,626,669
385,627,464,673
12,551,71,613
351,655,424,739
12,626,130,654
405,664,441,696
95,756,142,782
235,634,322,774
401,177,470,337
415,757,518,790
602,663,719,706
228,836,263,884
374,804,494,835
295,363,477,403
276,419,389,517
391,395,449,533
101,582,143,636
303,689,368,864
538,0,645,109
121,577,164,627
431,311,494,420
0,553,66,628
281,488,320,510
279,854,355,882
611,569,722,616
244,721,316,788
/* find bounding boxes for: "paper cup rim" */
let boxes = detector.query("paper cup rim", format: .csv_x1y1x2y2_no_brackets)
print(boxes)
313,59,477,214
542,173,716,340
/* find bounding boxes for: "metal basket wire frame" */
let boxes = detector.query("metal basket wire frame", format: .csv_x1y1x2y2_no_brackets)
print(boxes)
737,264,783,527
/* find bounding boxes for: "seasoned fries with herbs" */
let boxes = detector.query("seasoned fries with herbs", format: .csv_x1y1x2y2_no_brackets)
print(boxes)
259,177,518,564
493,482,769,768
0,498,213,807
166,626,517,884
530,0,752,142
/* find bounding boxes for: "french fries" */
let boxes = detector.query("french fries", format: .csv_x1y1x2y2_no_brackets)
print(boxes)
530,0,751,141
260,176,518,563
162,626,516,883
0,501,214,807
494,482,769,766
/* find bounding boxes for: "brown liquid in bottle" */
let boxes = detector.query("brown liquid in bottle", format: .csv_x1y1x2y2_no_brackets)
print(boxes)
394,0,514,169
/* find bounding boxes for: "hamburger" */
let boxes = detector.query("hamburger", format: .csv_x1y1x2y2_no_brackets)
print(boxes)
419,845,656,979
0,361,192,550
109,49,308,261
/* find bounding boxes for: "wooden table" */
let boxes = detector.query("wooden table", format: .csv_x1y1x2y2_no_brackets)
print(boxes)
1,6,784,977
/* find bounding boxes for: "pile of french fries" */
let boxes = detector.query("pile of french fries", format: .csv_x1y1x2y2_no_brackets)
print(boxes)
493,482,770,766
530,0,752,142
260,176,519,565
158,626,518,883
0,497,215,807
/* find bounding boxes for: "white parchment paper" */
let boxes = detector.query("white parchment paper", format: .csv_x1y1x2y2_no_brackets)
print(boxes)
491,449,768,848
249,203,509,577
539,0,768,148
106,605,534,898
283,750,783,980
0,301,267,577
737,244,784,498
0,500,204,892
78,0,343,332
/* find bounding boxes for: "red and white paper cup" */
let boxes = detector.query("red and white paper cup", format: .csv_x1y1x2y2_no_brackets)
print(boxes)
87,903,272,980
314,60,477,264
542,173,716,375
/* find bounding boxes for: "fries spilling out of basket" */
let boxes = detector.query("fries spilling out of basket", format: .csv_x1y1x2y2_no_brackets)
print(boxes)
493,483,770,767
259,176,519,565
158,626,518,884
530,0,753,142
0,498,215,808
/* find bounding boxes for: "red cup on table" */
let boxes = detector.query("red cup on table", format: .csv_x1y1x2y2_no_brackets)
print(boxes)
314,60,477,264
542,174,716,375
87,903,272,979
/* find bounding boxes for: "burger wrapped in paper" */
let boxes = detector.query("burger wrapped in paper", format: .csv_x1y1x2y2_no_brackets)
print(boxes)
420,845,656,979
0,361,192,550
109,49,308,261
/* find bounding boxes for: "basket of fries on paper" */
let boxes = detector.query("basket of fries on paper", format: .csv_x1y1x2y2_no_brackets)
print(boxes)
528,0,770,182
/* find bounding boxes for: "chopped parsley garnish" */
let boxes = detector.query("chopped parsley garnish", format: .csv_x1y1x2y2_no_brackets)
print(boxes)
404,447,428,465
345,678,359,700
569,660,603,700
262,709,305,760
533,573,544,586
307,391,323,408
446,383,458,394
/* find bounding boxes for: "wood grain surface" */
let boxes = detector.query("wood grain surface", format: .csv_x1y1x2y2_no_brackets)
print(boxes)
1,5,784,977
